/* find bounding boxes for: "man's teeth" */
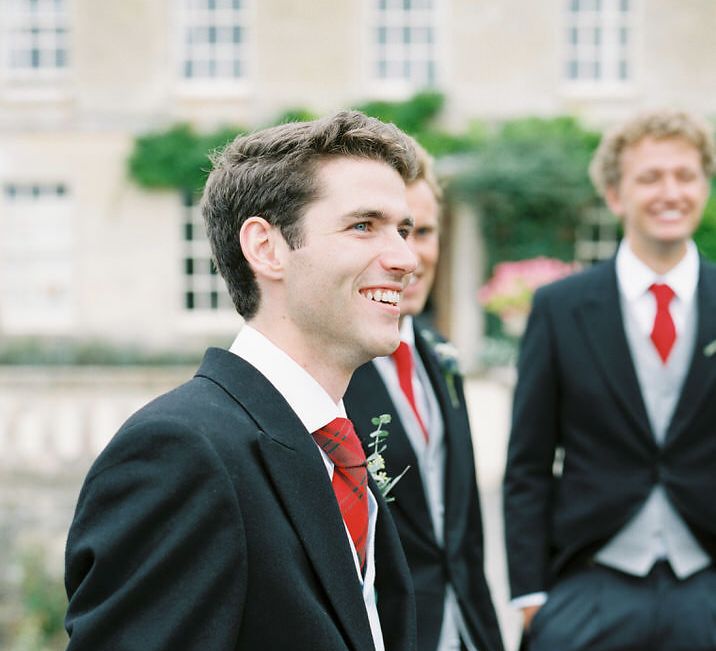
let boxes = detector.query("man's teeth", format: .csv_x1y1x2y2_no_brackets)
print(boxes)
363,289,401,305
660,210,682,221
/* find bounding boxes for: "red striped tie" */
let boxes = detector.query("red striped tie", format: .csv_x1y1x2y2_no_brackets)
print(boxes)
649,283,676,364
312,417,369,571
392,341,429,441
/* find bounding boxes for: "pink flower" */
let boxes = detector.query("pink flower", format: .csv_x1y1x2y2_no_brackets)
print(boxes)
478,257,579,318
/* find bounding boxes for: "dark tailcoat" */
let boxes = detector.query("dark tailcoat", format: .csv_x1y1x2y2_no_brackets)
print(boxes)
65,348,416,651
503,258,716,599
345,322,504,651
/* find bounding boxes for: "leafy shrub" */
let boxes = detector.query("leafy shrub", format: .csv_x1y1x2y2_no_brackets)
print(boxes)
695,191,716,261
128,124,243,193
453,116,601,270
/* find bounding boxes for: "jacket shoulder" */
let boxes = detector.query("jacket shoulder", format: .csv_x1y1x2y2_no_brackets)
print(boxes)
533,258,614,306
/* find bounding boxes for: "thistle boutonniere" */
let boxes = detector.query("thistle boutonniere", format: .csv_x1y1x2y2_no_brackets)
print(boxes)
421,330,461,409
704,339,716,357
366,414,410,503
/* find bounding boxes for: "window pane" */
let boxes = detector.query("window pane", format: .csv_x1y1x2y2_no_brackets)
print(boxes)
182,198,232,312
180,0,248,81
372,0,437,87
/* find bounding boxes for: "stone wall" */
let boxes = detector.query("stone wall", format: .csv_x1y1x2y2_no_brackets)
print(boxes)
0,366,193,576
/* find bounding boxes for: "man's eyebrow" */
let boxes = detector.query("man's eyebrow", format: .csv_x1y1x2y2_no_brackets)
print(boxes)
341,209,387,222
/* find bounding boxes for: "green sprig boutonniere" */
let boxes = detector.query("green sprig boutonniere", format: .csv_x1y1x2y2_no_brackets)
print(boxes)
366,414,409,503
704,339,716,357
421,330,461,409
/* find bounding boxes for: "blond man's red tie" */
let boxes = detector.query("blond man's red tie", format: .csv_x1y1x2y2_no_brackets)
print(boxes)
649,283,676,364
392,341,429,441
312,417,369,571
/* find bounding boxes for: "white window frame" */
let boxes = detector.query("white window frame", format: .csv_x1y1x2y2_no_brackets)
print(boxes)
575,206,619,265
367,0,440,99
175,0,252,97
0,0,70,82
181,193,235,316
0,182,75,333
561,0,638,96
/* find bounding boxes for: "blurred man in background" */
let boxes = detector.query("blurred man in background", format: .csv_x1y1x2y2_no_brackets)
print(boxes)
346,142,505,651
504,109,716,651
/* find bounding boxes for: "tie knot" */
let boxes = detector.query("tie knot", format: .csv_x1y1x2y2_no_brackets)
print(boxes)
312,417,366,469
650,283,675,306
391,340,413,365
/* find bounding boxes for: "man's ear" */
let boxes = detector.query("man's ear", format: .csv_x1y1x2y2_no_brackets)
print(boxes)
239,217,286,280
604,185,623,219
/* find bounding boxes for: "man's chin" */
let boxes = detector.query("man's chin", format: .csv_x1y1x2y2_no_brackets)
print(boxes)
369,333,401,359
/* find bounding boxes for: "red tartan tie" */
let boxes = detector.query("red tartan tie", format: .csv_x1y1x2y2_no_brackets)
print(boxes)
312,417,369,571
649,283,676,364
391,341,429,441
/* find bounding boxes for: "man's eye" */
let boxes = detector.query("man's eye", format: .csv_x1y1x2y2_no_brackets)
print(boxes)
415,227,434,237
353,222,370,232
398,226,411,239
637,173,659,184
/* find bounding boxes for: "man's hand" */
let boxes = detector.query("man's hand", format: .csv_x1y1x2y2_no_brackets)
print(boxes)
522,604,542,631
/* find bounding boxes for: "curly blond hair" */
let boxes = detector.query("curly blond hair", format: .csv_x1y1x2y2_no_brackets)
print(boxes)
589,109,716,197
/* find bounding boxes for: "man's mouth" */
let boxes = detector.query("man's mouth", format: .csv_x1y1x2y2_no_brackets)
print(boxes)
656,209,683,222
359,288,401,307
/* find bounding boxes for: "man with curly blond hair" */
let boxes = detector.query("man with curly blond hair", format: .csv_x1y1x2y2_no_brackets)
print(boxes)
504,108,716,651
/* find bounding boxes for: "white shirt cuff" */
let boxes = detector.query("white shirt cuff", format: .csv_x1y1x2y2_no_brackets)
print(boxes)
510,592,548,610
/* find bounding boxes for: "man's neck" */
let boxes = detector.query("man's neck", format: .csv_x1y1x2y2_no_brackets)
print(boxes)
627,237,689,275
247,316,354,404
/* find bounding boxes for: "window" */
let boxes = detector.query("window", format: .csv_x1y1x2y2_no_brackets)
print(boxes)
0,183,74,332
179,0,249,83
564,0,634,86
371,0,437,90
575,207,619,265
2,0,69,79
182,194,233,312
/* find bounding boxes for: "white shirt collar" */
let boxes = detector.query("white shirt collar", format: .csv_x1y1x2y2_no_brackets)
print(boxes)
399,315,415,346
229,324,345,433
616,239,699,305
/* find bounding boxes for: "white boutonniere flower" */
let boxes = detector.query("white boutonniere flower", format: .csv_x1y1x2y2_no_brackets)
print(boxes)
366,414,409,503
704,339,716,357
421,330,461,409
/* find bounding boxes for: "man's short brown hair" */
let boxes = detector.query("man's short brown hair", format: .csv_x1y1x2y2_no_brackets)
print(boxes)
411,137,443,202
589,108,716,197
202,111,418,319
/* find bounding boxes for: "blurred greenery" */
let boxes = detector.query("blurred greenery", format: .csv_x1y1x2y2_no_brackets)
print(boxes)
355,91,484,155
128,123,244,193
2,549,67,651
695,191,716,260
453,116,602,270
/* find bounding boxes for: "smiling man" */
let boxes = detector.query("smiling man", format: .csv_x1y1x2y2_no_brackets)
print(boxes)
504,109,716,651
64,112,420,651
346,142,505,651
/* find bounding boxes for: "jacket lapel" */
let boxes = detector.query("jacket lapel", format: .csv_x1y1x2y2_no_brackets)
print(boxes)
667,261,716,442
345,362,437,548
572,261,653,442
197,349,374,651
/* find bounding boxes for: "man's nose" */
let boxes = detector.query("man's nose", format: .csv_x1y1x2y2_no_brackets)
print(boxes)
382,231,418,276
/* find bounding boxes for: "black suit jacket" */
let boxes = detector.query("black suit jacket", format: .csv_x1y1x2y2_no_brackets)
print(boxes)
65,348,416,651
504,257,716,599
345,322,504,651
